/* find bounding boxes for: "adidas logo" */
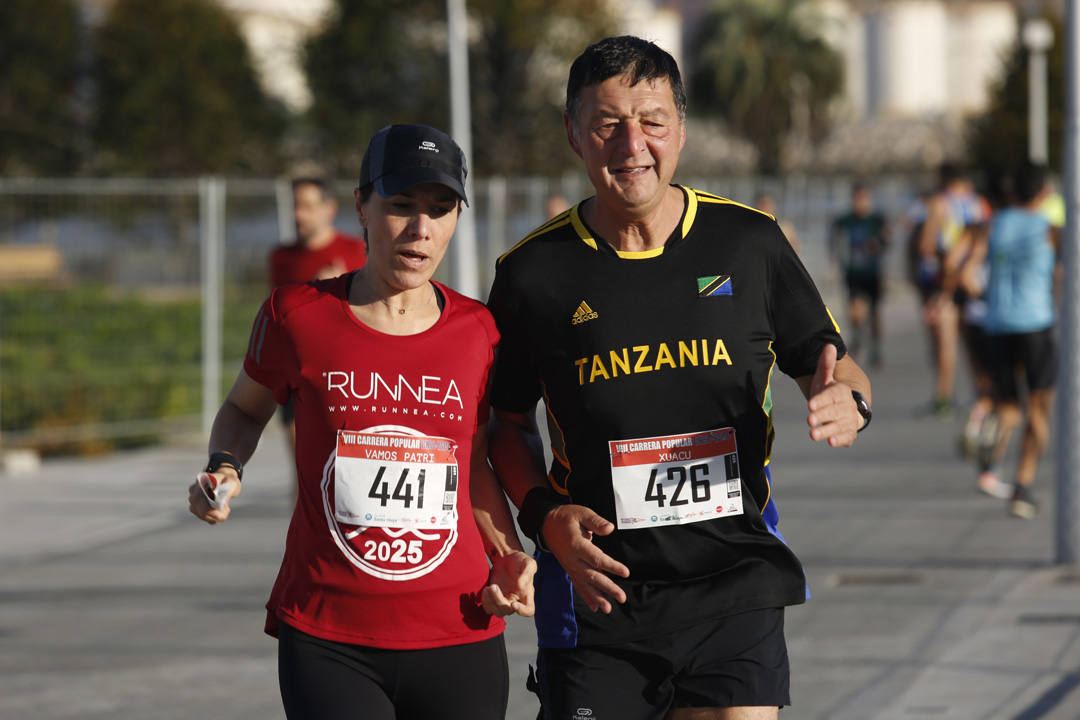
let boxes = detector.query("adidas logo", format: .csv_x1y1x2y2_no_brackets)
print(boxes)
571,301,599,325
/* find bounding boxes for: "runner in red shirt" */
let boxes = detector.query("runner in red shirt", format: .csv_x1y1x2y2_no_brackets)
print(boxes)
189,124,535,720
269,177,367,288
269,178,368,490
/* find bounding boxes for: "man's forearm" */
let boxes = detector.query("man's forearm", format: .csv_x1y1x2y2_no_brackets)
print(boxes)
834,354,871,403
795,353,871,403
488,410,550,508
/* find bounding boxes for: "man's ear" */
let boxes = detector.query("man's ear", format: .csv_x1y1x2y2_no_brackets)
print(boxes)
564,111,583,159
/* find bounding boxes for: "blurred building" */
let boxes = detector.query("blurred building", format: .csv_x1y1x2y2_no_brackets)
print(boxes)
823,0,1017,121
662,0,1050,171
814,0,1018,171
216,0,334,112
77,0,333,113
618,0,685,68
666,0,1022,119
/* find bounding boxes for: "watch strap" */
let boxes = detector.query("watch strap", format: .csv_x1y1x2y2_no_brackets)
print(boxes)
517,486,566,551
852,390,871,432
205,451,243,481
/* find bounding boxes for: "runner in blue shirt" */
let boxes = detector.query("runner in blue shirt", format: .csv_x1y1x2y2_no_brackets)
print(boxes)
977,161,1058,519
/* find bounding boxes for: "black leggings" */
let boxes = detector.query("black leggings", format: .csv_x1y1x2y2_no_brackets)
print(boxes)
278,622,509,720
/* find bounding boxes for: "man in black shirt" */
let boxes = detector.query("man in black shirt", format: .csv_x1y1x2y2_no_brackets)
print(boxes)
487,36,872,720
831,182,888,367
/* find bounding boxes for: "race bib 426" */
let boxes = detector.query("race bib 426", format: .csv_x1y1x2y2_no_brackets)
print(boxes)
609,428,743,529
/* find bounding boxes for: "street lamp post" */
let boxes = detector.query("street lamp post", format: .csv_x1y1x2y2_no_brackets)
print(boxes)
1024,17,1054,164
1058,2,1080,565
446,0,480,299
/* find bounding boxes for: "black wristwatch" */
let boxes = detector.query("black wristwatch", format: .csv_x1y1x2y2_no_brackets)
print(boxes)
205,451,243,481
852,390,872,432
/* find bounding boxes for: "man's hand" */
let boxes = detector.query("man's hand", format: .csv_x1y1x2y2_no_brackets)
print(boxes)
187,469,241,524
481,550,537,618
807,343,863,447
542,505,630,614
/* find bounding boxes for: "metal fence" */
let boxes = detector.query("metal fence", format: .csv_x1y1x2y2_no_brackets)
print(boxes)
0,172,922,452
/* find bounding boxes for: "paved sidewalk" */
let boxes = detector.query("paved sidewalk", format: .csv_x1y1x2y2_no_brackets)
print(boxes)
772,289,1080,719
1,286,1078,719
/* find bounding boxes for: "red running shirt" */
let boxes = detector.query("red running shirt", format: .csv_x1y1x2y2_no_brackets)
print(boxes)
244,275,503,649
269,232,367,287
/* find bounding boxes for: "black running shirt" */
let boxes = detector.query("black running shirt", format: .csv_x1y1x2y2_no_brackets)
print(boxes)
488,185,845,647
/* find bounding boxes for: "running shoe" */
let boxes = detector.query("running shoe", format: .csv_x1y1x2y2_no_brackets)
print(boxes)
1009,485,1038,519
958,428,977,459
977,472,1012,499
975,414,999,469
931,396,953,418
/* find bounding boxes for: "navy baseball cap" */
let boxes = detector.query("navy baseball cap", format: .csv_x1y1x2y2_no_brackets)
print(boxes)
359,124,469,205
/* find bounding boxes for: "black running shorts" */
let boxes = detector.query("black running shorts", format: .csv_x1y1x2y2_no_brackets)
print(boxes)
845,272,882,303
534,607,790,719
989,327,1057,401
278,397,295,425
277,622,508,720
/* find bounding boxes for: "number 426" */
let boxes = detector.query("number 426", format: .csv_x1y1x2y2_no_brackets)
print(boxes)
645,463,710,507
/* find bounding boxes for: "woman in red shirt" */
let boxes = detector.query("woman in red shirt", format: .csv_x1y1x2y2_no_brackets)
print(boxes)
188,124,534,720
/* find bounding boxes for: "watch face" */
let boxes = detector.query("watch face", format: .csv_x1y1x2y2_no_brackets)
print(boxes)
851,391,870,429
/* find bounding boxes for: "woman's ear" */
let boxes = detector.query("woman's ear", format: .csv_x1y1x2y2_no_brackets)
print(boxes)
354,188,368,227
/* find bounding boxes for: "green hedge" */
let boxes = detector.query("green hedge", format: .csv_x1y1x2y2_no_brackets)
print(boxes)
1,284,263,453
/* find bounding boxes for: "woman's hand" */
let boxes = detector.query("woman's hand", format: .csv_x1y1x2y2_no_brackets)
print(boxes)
187,469,242,524
481,550,537,617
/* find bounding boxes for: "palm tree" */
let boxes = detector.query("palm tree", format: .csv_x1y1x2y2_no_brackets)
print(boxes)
689,0,843,174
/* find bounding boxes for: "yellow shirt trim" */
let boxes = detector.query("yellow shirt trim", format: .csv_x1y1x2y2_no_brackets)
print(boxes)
569,203,599,251
497,210,573,265
591,186,697,258
614,247,665,259
694,190,777,222
681,186,699,238
825,307,841,334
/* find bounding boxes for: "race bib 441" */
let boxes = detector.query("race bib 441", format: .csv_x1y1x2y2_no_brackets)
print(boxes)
335,430,458,529
609,428,743,529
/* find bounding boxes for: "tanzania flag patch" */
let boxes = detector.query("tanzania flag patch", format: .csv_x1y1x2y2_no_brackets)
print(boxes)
697,275,732,297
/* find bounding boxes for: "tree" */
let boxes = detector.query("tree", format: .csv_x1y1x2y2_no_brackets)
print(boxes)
0,0,83,175
93,0,286,175
467,0,617,175
688,0,843,174
967,15,1064,179
302,0,449,174
302,0,616,176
